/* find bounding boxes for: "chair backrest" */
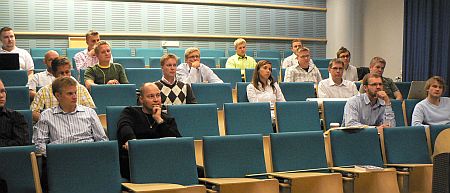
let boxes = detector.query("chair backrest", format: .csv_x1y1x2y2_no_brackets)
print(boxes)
5,86,30,110
404,99,420,126
211,68,242,88
30,48,63,57
283,50,293,59
279,82,316,101
275,101,321,132
135,48,164,65
323,101,347,130
167,104,220,139
191,83,232,110
312,58,331,68
394,82,411,98
32,57,46,70
391,99,405,126
256,50,281,59
245,68,279,83
201,57,217,68
0,70,28,86
113,57,145,68
128,137,199,185
167,48,186,63
319,68,329,79
203,134,266,178
281,68,286,81
354,81,362,90
429,124,450,153
219,57,228,68
383,126,431,164
66,48,85,62
255,57,281,70
270,131,328,172
224,102,273,135
228,48,254,57
16,110,33,143
236,82,250,102
46,141,121,193
106,106,127,140
201,49,225,57
329,128,384,167
90,84,136,114
125,68,162,89
0,145,36,193
111,48,132,57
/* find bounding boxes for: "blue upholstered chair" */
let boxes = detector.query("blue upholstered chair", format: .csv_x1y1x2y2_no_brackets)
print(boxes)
135,48,164,65
148,57,162,68
279,82,316,101
236,82,250,102
312,58,331,68
394,82,411,98
113,57,145,68
191,83,232,110
245,68,279,83
111,48,132,57
219,57,228,68
404,99,420,126
125,68,162,89
30,48,63,57
255,57,281,70
5,86,29,110
224,102,273,135
66,48,85,62
319,68,329,79
0,145,36,193
32,57,47,70
391,99,406,126
167,48,186,63
429,124,450,153
201,57,217,68
383,126,430,164
211,68,242,88
45,141,122,193
0,70,28,86
167,104,220,139
16,110,33,142
323,101,347,130
275,101,321,132
90,84,136,114
201,49,225,58
106,106,127,140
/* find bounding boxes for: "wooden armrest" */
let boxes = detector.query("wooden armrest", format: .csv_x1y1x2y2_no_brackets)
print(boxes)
122,182,186,192
342,176,354,181
384,163,433,168
268,172,337,180
330,166,396,174
199,178,262,185
396,171,410,176
30,152,43,193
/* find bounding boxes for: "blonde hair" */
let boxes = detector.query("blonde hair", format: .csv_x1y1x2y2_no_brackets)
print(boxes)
184,47,200,60
234,38,246,49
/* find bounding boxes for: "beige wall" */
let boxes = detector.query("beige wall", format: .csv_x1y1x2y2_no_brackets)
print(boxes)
327,0,404,79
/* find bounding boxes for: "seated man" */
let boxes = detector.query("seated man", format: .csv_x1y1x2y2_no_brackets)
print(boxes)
336,47,358,81
360,57,403,100
33,76,107,155
0,78,29,147
284,47,322,84
28,50,58,99
84,40,128,90
155,53,197,106
176,47,223,84
117,82,181,178
31,57,95,122
74,30,113,70
317,58,358,98
225,38,257,76
0,27,34,77
343,73,396,130
412,76,450,126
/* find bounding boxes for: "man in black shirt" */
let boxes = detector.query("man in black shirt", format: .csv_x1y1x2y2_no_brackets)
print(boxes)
0,79,29,147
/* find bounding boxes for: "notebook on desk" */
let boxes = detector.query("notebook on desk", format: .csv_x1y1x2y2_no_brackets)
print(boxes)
407,81,427,99
0,53,20,70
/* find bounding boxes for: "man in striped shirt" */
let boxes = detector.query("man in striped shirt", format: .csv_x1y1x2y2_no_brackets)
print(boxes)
33,77,107,155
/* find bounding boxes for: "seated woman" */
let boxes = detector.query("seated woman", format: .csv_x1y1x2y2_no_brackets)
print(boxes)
246,60,285,131
412,76,450,126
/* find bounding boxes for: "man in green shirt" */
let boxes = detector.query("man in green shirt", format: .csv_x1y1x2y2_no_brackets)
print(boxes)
225,38,257,76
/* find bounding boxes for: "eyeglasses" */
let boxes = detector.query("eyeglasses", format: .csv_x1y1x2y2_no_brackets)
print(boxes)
339,54,350,58
0,89,6,94
367,83,383,86
331,67,344,71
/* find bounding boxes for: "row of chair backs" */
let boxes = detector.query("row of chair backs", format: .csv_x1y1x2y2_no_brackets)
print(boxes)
30,48,131,57
5,86,30,110
236,82,316,103
90,84,137,114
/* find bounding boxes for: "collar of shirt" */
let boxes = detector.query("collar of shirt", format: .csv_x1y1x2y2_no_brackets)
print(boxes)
53,105,85,114
0,46,18,52
161,76,176,85
327,78,346,87
362,93,385,107
238,55,247,60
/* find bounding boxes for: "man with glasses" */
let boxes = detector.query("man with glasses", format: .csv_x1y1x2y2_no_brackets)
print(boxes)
28,50,59,99
343,73,395,130
360,57,403,100
176,47,223,84
284,47,322,84
336,46,358,81
317,58,358,98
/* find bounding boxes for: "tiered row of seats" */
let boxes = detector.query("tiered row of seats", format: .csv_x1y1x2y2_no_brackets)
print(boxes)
2,124,446,192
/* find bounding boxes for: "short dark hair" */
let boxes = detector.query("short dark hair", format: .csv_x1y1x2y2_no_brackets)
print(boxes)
362,73,381,85
336,46,350,58
425,76,446,94
328,58,345,68
0,27,13,35
93,40,110,55
52,77,77,97
51,57,72,73
369,57,386,67
85,30,99,39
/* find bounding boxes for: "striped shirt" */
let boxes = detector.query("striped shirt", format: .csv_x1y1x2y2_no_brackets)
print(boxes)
30,82,95,112
33,105,108,154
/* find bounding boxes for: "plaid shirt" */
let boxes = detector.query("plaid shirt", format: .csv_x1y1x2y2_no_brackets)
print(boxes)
284,63,322,84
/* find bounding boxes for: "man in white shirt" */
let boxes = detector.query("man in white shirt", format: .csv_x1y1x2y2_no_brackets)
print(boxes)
317,58,358,98
74,30,113,70
28,50,58,99
282,39,303,68
176,47,223,84
336,46,358,81
0,27,34,77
